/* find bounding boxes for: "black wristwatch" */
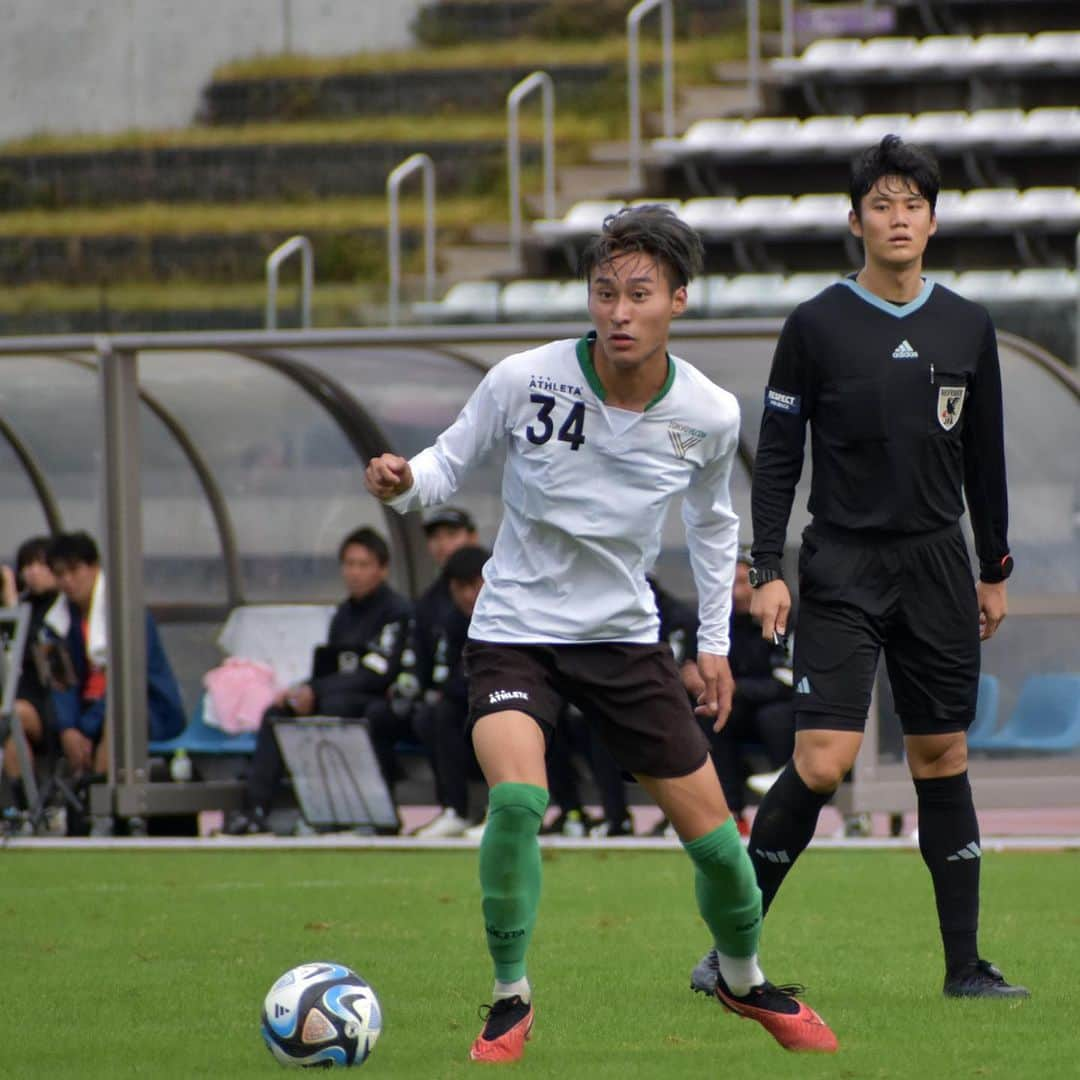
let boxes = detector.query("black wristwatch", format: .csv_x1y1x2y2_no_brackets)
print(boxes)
979,554,1014,584
748,566,782,589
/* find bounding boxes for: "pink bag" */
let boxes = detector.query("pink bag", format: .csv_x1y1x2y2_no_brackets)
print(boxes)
202,658,280,734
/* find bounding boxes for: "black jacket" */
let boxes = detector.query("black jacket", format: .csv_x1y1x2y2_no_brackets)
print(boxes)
308,583,411,717
752,279,1009,581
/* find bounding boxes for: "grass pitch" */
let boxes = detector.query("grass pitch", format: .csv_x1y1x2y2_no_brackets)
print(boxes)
2,847,1073,1078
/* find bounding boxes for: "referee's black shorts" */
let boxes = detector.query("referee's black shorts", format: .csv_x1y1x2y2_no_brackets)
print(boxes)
463,640,710,779
792,521,980,736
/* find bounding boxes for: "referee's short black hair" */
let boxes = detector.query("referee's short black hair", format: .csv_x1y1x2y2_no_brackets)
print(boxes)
338,526,390,566
579,203,705,291
850,135,940,216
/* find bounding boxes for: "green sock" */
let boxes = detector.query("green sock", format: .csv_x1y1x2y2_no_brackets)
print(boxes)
683,818,763,958
479,782,550,983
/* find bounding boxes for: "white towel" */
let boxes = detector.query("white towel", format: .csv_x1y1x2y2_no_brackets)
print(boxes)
43,570,108,669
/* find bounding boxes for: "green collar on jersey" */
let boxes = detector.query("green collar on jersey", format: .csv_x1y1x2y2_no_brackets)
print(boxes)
577,332,675,411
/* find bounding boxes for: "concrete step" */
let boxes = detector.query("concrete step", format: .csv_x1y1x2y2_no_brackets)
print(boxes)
674,83,759,124
439,242,522,284
548,163,640,213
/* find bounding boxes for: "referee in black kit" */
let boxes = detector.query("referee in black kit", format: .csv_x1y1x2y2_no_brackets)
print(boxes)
694,135,1029,1001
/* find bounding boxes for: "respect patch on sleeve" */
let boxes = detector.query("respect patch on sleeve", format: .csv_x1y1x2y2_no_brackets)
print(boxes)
764,386,801,414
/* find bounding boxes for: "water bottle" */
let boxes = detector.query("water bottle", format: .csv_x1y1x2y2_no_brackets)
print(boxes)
170,748,193,783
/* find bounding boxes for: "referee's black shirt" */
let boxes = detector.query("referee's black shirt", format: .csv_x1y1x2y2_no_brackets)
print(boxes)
751,277,1009,582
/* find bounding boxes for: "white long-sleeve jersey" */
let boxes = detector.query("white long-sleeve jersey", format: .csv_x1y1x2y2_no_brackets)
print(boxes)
387,335,741,655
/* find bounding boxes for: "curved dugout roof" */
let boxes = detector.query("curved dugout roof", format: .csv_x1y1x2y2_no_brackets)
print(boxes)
0,325,1075,613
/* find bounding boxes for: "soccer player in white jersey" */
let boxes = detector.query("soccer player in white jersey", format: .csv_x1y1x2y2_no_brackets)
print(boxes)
365,205,837,1062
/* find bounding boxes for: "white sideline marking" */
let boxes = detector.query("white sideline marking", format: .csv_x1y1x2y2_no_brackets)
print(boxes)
1,834,1078,852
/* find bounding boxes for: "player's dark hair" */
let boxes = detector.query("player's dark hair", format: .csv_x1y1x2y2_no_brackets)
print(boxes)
47,530,99,570
579,203,704,291
13,535,52,592
444,545,488,585
849,135,940,215
338,526,390,566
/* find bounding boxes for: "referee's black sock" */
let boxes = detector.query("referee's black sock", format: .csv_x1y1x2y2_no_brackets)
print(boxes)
914,771,980,978
748,761,831,914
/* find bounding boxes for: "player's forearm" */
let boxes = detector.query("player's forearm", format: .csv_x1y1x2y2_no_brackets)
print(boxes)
687,515,737,656
963,323,1010,573
750,424,804,571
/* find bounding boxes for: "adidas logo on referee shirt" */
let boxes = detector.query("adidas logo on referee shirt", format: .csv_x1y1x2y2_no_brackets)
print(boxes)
891,339,919,359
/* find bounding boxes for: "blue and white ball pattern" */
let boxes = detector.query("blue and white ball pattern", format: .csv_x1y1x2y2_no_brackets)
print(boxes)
261,962,382,1068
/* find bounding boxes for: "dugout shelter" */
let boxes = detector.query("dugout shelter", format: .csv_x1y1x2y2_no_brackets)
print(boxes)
0,320,1075,824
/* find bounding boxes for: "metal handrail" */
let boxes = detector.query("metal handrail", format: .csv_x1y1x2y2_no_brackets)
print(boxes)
265,235,314,330
746,0,762,109
627,0,675,189
507,71,556,267
387,152,436,326
781,0,795,57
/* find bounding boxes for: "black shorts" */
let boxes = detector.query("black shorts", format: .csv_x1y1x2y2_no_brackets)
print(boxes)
463,640,710,779
793,522,979,736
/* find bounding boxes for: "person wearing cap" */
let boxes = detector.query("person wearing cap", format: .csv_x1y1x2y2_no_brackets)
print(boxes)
367,507,481,837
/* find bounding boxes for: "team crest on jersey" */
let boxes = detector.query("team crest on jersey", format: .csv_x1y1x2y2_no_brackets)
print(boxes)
937,386,966,431
668,421,706,459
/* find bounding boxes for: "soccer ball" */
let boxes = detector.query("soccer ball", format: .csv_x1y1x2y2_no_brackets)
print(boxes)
261,962,382,1068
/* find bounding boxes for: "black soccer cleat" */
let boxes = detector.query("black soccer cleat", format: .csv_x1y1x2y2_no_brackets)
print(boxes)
690,948,720,995
223,806,270,836
943,959,1030,999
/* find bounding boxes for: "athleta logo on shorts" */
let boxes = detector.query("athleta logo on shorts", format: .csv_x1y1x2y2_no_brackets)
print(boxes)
488,689,530,704
764,387,800,414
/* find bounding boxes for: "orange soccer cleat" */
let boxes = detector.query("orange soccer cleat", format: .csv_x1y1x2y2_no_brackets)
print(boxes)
714,974,838,1053
469,995,534,1064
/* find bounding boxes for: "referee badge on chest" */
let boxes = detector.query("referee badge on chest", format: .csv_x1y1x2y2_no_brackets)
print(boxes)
936,386,966,431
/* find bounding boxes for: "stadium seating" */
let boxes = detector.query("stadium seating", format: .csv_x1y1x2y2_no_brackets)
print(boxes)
966,673,1002,749
967,674,1080,753
771,31,1080,80
540,187,1079,244
413,280,500,323
655,106,1080,166
149,696,257,757
412,268,1079,323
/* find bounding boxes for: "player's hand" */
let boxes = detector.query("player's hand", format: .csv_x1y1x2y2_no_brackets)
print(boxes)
976,580,1007,640
695,652,734,731
680,659,705,700
0,563,16,607
750,579,792,642
60,727,94,773
364,454,413,500
287,684,316,716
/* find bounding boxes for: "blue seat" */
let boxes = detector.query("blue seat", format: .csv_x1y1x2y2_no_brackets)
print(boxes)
974,674,1080,754
966,674,1001,750
150,694,257,756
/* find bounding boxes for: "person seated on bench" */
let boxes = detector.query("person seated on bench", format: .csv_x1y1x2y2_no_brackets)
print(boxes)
367,507,481,834
42,531,186,834
1,536,58,814
224,526,411,835
404,544,489,838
